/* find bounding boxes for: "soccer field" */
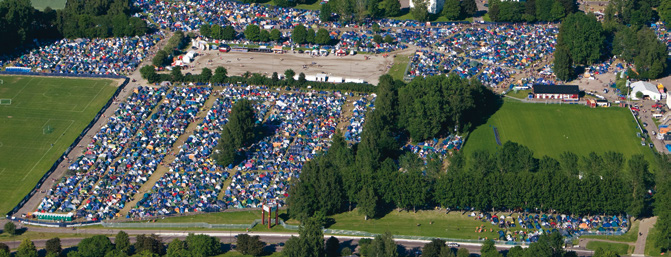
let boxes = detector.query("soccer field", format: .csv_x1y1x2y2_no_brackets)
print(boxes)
464,100,656,162
0,75,118,214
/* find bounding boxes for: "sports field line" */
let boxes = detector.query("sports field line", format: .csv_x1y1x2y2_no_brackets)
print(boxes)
76,81,105,113
21,119,75,181
9,77,34,100
0,168,6,177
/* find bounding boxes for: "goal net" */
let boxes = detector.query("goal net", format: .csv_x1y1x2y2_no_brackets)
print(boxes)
0,99,10,105
43,125,54,135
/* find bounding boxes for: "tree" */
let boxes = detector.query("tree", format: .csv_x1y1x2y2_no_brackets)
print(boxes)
422,239,446,257
627,154,653,218
320,3,332,21
558,12,604,65
271,72,279,84
222,25,236,40
3,222,15,236
443,0,462,20
216,99,257,167
383,35,394,44
200,67,212,82
461,0,477,16
275,0,292,7
270,28,282,42
281,236,302,257
373,34,383,44
16,239,37,257
660,0,671,26
298,72,307,85
553,44,573,81
259,30,270,42
316,28,331,45
134,235,164,256
299,218,325,257
211,67,227,84
384,0,401,16
210,24,222,39
236,234,265,256
412,0,430,21
0,250,9,257
171,66,184,82
152,50,169,67
186,234,221,257
0,243,8,254
292,24,307,44
592,248,619,257
358,186,378,220
115,231,131,254
325,236,340,257
456,248,470,257
306,29,316,44
481,239,497,255
368,232,398,257
46,237,62,255
244,25,261,41
166,239,189,257
78,235,114,257
507,246,525,257
285,69,296,83
550,0,565,20
200,24,211,38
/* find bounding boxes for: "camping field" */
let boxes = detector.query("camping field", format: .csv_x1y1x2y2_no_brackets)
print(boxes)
0,75,118,214
464,100,656,163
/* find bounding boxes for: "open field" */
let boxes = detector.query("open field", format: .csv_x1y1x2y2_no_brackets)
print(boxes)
327,210,500,240
29,0,66,10
0,75,118,214
464,100,656,163
585,241,633,255
388,54,409,81
151,210,287,224
189,50,394,85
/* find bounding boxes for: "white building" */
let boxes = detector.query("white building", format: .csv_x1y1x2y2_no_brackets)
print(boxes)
630,81,662,101
409,0,445,14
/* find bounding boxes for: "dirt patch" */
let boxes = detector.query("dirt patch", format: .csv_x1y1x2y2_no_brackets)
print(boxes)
183,50,395,85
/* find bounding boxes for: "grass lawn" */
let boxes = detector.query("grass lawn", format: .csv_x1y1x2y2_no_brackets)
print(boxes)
0,75,118,214
391,12,472,22
152,210,286,224
327,210,500,240
585,241,633,255
0,230,115,243
464,100,657,163
387,54,410,81
645,225,664,256
580,220,639,243
483,13,491,22
505,90,532,100
264,0,321,10
29,0,66,10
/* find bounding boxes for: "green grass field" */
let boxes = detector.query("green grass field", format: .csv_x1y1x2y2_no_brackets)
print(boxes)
388,54,410,81
585,241,633,255
464,101,656,163
0,75,118,214
29,0,66,10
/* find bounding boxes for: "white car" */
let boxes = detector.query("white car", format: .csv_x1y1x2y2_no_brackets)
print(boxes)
446,243,460,247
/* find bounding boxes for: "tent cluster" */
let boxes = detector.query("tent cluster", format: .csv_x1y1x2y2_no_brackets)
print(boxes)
38,87,211,221
401,136,463,161
471,212,629,243
344,95,374,142
12,33,164,76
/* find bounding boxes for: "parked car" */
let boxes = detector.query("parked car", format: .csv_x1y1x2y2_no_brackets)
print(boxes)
643,122,648,127
650,143,655,148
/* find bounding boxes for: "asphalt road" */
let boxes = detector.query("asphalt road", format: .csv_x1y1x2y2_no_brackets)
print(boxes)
0,225,595,256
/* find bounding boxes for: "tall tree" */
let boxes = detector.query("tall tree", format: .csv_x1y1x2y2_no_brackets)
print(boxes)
46,238,62,255
244,24,261,41
553,44,573,81
222,25,236,40
16,239,37,257
292,24,307,44
412,0,430,21
461,0,477,16
443,0,461,20
384,0,402,16
78,235,114,257
558,12,604,65
358,186,378,220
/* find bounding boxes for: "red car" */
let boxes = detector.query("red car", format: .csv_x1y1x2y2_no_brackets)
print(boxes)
652,104,663,108
631,107,640,112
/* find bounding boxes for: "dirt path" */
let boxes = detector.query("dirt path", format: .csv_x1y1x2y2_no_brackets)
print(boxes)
633,217,657,256
118,95,219,217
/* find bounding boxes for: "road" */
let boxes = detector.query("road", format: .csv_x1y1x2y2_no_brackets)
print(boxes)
0,228,597,256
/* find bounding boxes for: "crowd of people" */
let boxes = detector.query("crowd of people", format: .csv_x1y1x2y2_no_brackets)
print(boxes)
11,33,164,76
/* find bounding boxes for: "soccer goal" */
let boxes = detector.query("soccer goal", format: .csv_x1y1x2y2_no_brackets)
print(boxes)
43,125,54,135
0,99,10,105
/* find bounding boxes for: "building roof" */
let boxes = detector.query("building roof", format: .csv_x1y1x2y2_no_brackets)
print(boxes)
630,81,660,94
533,85,580,95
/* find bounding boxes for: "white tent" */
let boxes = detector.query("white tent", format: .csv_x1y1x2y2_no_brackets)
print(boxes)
630,81,662,100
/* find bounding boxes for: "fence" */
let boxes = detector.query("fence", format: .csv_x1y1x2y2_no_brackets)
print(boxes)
5,73,129,219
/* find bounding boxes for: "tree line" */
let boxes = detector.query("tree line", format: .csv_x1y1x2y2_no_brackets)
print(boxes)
0,0,146,55
288,74,656,223
139,65,376,93
554,0,666,81
152,31,188,68
652,155,671,255
488,0,576,22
